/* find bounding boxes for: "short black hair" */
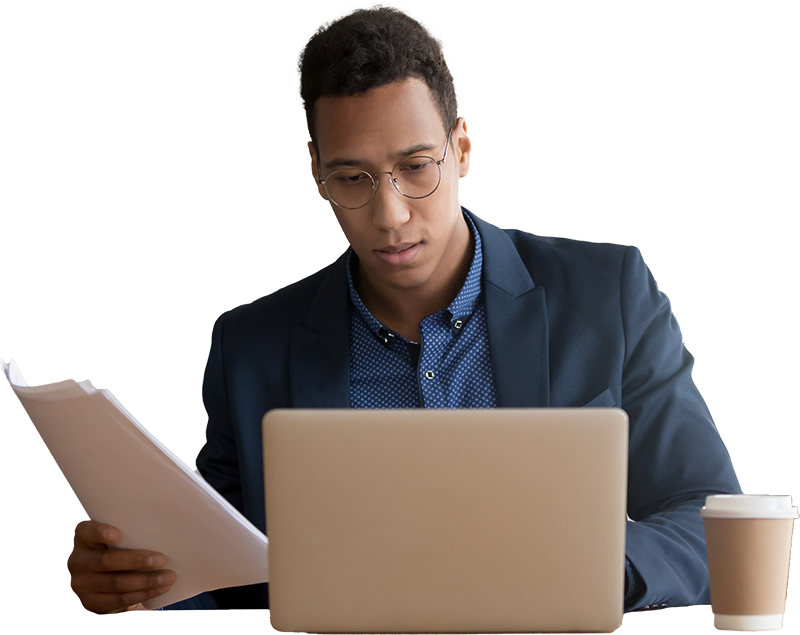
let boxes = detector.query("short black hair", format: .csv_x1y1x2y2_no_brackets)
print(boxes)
299,7,457,149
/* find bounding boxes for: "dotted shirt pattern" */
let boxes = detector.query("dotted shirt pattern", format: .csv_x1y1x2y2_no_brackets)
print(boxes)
347,213,498,409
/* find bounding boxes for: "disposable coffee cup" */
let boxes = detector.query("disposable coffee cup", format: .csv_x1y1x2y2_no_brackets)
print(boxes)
701,495,798,631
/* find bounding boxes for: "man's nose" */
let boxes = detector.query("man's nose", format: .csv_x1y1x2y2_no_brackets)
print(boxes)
371,172,410,231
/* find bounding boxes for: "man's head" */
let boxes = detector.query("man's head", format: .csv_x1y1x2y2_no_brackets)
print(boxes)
299,7,457,151
299,7,472,316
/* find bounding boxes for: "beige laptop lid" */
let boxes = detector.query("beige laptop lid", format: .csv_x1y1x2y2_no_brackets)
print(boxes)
263,408,628,634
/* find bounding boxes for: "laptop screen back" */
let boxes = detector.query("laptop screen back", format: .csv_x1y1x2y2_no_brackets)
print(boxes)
263,408,628,633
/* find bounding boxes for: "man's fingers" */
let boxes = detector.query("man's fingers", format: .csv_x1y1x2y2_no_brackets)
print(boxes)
91,547,167,572
70,520,168,574
69,543,168,576
70,519,176,613
91,570,178,606
74,520,120,547
71,569,177,614
72,569,177,596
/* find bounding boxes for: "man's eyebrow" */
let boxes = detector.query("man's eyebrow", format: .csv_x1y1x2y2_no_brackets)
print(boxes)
322,142,440,170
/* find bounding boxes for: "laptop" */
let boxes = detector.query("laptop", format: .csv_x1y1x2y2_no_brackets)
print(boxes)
263,408,628,633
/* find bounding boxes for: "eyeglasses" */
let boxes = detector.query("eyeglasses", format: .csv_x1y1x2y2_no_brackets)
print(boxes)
317,132,451,210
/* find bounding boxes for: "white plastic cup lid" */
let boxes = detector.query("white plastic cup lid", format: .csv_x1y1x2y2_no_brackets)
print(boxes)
700,495,799,519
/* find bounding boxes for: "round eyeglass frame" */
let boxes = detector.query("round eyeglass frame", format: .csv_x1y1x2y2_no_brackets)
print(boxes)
317,131,452,210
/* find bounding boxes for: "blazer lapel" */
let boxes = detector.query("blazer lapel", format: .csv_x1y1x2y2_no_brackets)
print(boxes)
471,211,551,408
288,252,351,408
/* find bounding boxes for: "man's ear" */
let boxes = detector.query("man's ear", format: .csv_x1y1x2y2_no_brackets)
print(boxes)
308,141,329,201
452,117,471,178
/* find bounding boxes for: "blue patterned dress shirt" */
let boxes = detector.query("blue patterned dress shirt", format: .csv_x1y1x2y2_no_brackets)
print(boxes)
347,213,497,409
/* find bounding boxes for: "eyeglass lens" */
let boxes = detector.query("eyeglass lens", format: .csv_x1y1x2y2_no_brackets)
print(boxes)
324,156,442,209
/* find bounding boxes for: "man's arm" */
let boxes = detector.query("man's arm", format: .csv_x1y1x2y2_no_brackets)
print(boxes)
619,246,741,610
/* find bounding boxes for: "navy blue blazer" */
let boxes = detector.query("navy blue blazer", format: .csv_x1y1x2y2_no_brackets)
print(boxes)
167,209,741,611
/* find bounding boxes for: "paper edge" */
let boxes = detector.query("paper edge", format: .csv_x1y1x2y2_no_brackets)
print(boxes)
2,358,28,387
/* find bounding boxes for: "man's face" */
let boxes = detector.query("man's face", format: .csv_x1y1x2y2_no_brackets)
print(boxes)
310,79,471,300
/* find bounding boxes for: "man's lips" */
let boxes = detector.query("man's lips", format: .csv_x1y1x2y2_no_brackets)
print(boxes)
376,242,418,254
374,242,421,265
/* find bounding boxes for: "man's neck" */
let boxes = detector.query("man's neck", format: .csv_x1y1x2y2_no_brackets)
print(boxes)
355,227,474,343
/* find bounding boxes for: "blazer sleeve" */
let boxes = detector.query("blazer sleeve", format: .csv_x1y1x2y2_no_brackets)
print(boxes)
194,311,246,513
619,246,741,611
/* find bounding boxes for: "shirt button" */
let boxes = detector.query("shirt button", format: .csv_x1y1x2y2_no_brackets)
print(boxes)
424,370,435,379
453,319,463,330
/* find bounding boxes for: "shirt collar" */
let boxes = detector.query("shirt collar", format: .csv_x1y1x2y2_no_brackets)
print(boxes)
346,210,484,339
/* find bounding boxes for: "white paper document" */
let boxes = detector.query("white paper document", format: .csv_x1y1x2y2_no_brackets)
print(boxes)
2,359,268,609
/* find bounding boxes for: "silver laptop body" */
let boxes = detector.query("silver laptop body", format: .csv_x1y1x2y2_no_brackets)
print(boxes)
263,408,628,633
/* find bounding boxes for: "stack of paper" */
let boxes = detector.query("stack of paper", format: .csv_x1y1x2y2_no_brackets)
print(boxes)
2,359,268,609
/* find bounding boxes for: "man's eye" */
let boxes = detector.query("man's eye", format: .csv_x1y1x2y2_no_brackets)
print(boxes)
399,159,434,173
332,171,371,185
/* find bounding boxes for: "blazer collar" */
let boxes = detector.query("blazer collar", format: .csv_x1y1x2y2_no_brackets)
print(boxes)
467,209,551,407
467,209,537,298
290,210,551,408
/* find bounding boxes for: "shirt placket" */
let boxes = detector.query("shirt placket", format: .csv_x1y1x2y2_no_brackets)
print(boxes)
417,313,450,408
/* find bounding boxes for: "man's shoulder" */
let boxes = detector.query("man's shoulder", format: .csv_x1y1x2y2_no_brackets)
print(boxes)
475,213,635,288
218,252,347,330
502,225,630,257
471,209,632,262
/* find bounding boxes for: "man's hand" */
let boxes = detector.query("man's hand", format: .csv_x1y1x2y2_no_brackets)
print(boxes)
68,520,177,614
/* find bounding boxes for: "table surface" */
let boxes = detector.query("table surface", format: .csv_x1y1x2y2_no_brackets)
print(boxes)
88,609,636,635
692,600,800,635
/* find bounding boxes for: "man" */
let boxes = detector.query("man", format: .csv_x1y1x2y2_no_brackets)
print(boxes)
68,7,740,613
